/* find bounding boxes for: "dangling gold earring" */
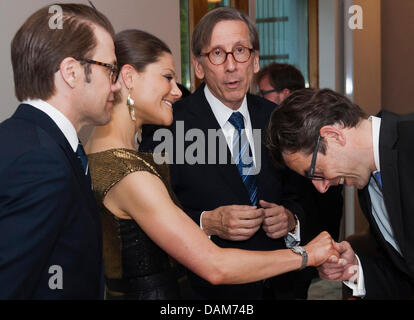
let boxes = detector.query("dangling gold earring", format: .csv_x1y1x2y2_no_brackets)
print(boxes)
127,89,136,121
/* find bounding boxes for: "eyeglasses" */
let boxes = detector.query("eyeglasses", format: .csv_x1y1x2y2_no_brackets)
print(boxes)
259,89,279,97
307,135,326,181
76,58,119,84
200,45,254,65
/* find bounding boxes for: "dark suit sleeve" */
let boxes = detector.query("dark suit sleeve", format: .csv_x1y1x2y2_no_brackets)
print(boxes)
359,253,414,299
279,168,305,225
0,148,71,299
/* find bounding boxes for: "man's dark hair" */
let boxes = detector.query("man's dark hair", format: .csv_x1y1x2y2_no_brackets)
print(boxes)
256,63,305,92
11,3,115,102
267,88,367,167
191,7,259,58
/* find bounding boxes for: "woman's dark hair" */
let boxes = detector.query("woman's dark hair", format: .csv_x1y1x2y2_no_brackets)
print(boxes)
267,88,367,167
114,29,172,103
115,29,171,72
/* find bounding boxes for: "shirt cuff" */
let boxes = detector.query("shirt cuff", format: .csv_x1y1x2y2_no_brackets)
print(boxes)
343,255,366,297
200,211,211,239
285,215,301,248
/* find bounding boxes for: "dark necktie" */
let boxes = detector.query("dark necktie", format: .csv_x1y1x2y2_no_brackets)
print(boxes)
228,112,258,206
76,142,92,187
373,171,383,190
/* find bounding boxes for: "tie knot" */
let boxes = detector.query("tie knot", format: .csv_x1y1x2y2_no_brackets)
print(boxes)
228,112,245,131
76,142,86,158
76,142,89,176
373,171,383,189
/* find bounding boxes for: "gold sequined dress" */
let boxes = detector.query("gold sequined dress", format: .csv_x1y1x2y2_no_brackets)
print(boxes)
88,148,180,300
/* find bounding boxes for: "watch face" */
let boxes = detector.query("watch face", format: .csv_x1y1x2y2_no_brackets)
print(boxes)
293,246,304,254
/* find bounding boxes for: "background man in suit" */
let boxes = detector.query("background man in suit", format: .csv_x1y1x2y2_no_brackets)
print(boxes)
142,7,305,300
0,4,121,299
267,88,414,299
256,62,306,105
255,63,343,299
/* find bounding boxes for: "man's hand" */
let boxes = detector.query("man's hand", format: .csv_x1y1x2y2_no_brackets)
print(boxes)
260,200,296,239
202,205,264,241
317,241,359,282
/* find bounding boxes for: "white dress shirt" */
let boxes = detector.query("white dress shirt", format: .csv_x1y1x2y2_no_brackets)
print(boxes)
344,116,402,297
204,85,257,164
200,86,300,246
23,99,78,152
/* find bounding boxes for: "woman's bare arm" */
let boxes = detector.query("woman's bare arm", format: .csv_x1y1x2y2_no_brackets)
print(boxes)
103,171,337,285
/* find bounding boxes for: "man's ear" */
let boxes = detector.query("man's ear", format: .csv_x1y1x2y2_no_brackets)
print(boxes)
280,88,291,101
120,64,136,89
319,125,346,146
253,51,260,73
59,57,80,88
192,56,205,80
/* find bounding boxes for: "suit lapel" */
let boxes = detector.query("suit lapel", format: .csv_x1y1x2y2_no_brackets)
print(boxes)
379,111,406,256
247,95,267,202
358,186,410,275
358,187,386,240
13,104,100,223
190,85,250,203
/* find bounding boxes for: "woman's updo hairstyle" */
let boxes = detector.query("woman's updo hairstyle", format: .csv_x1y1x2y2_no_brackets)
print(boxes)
114,29,172,103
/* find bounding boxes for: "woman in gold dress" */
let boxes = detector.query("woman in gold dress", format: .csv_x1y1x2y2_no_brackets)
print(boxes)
86,29,338,300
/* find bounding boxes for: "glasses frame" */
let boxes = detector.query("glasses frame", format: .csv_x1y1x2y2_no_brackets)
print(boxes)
76,58,119,84
307,135,325,181
259,88,279,97
200,46,254,65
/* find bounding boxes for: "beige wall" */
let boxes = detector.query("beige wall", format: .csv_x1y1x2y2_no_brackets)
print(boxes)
353,0,382,116
381,0,414,114
0,0,180,122
354,0,414,116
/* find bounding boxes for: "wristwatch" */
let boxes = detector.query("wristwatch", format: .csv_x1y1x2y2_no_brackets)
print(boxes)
290,246,308,270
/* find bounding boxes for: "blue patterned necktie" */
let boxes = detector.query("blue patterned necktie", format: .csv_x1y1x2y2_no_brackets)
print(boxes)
76,141,91,187
373,171,383,190
228,112,258,206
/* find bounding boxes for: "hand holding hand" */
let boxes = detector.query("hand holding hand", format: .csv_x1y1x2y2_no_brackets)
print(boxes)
317,240,359,282
260,200,296,239
202,205,264,241
304,231,340,267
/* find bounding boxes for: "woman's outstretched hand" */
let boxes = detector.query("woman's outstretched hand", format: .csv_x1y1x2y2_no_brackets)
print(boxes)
304,231,340,267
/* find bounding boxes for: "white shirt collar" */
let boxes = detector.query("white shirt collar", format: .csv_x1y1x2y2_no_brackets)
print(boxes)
204,85,250,127
369,115,381,173
23,99,79,152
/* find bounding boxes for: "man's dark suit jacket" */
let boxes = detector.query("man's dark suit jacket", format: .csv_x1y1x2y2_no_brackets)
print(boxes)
141,84,304,299
0,104,104,299
357,110,414,299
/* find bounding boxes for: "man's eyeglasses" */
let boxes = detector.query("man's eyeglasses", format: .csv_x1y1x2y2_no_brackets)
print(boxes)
76,58,119,84
307,135,325,181
259,88,279,97
200,45,254,65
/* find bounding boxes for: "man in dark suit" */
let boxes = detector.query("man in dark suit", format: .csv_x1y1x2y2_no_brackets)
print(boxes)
267,87,414,299
0,4,121,299
142,7,305,300
255,62,344,299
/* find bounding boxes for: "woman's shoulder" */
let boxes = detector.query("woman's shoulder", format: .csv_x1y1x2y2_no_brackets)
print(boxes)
88,148,168,198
